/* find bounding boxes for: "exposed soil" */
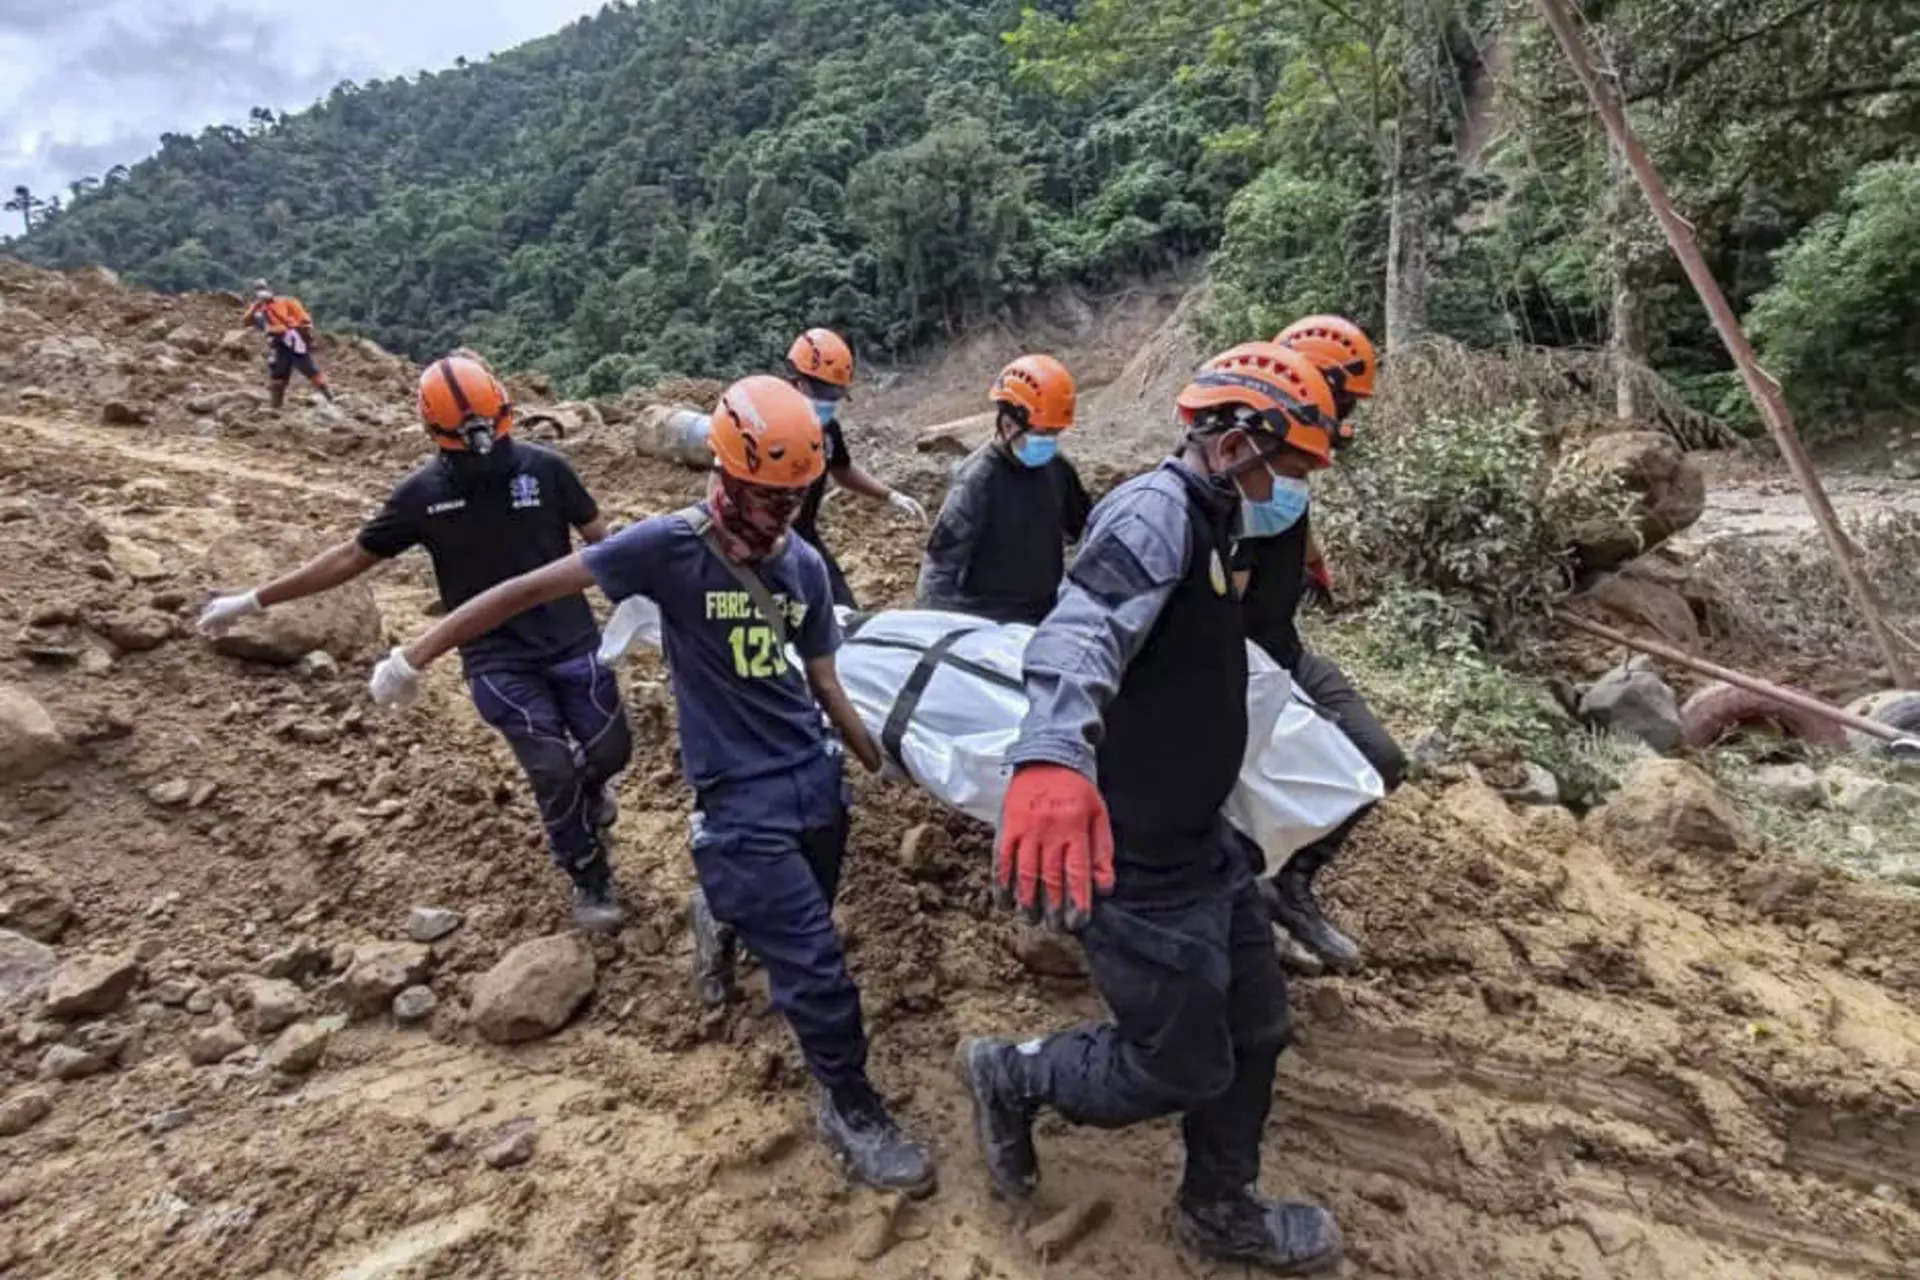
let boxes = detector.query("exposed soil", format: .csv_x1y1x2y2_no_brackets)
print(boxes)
5,260,1920,1280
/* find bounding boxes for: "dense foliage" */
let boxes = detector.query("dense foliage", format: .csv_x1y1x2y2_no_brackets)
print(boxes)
10,0,1920,430
7,0,1253,390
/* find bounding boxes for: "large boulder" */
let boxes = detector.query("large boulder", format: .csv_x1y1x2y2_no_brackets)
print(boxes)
0,850,72,942
0,930,57,1010
1565,432,1706,571
1596,758,1753,857
200,528,381,664
0,684,67,783
44,952,140,1018
472,934,595,1044
1580,572,1700,649
1578,658,1684,753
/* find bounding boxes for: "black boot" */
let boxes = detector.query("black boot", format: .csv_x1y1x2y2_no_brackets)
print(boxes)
1176,1187,1343,1275
1264,846,1360,973
816,1082,936,1197
954,1037,1039,1200
568,855,625,934
688,887,738,1007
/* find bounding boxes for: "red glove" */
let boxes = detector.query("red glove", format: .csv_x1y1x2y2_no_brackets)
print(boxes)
996,764,1115,931
1305,553,1334,608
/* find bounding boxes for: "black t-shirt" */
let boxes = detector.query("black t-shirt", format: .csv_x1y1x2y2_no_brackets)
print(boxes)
357,439,600,677
793,418,852,543
1231,511,1311,670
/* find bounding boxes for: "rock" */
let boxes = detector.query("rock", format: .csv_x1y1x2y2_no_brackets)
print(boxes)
481,1122,537,1169
0,850,72,941
0,931,57,1011
200,528,381,663
1850,824,1879,853
1442,778,1524,849
287,720,337,745
39,1043,109,1081
0,1088,52,1137
1877,852,1920,887
152,979,195,1007
105,537,166,582
471,934,595,1044
323,821,367,854
1597,759,1753,857
266,1019,337,1074
242,976,307,1034
898,824,950,880
341,943,431,1016
147,1107,192,1135
406,907,463,944
219,328,255,356
1010,924,1088,979
94,610,173,653
44,952,140,1018
1565,431,1706,571
0,684,67,783
147,778,193,808
1749,763,1824,810
298,651,340,681
392,985,438,1024
1579,658,1683,753
1581,573,1700,649
259,940,328,981
99,401,153,426
185,988,215,1016
1823,768,1919,823
185,1021,247,1066
166,325,212,354
1502,762,1561,807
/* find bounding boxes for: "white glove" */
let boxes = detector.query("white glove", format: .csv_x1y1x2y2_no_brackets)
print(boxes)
887,490,928,526
597,596,663,664
196,590,262,637
368,646,422,708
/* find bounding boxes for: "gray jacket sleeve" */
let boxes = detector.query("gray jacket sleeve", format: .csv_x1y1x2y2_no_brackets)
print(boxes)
915,451,993,610
1007,480,1193,777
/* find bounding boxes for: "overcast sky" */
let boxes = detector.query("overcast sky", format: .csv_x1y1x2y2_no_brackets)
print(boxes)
1,1,608,199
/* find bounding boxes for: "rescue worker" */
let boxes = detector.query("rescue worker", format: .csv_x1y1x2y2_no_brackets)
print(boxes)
916,354,1091,624
242,279,337,411
1235,318,1407,971
196,354,631,930
369,376,935,1197
783,327,927,607
955,347,1345,1275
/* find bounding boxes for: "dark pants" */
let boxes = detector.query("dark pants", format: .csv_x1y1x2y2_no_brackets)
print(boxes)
1020,832,1292,1200
693,753,866,1088
794,526,856,610
469,651,631,872
1287,650,1405,870
267,341,322,383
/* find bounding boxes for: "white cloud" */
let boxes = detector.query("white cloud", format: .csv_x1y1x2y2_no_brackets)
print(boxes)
0,0,607,198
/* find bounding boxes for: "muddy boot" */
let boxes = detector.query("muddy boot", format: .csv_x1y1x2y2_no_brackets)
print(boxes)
954,1037,1039,1200
568,855,625,934
1176,1188,1342,1275
688,887,738,1007
268,379,288,411
816,1082,936,1197
1263,848,1360,973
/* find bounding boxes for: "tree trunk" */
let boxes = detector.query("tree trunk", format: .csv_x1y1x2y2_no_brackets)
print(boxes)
1603,32,1648,422
1385,0,1435,352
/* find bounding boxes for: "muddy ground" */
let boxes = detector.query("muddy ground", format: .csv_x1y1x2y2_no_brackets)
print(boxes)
5,263,1920,1279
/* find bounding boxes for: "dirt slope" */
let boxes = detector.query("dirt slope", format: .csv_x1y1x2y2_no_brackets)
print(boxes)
4,261,1920,1280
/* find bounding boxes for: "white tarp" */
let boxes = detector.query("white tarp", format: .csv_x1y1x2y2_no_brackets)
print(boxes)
599,600,1382,872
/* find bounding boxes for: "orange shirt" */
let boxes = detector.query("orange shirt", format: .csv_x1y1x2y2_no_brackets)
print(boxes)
243,295,312,335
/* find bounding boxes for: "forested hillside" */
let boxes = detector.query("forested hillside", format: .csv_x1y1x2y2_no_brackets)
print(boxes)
10,0,1920,431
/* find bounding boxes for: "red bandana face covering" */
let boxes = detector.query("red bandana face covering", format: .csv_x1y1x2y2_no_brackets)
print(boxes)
707,470,807,562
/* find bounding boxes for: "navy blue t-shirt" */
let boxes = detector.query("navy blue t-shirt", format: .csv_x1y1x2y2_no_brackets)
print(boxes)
582,506,841,791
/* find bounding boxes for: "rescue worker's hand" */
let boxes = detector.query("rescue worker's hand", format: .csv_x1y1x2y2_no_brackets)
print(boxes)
996,764,1115,931
1305,555,1334,609
196,590,262,637
887,490,928,527
368,646,422,708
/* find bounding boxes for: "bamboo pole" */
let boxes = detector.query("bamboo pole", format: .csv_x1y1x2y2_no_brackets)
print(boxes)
1559,612,1915,750
1531,0,1915,687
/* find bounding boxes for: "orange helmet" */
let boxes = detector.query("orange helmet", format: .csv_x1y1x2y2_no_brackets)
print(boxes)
1178,342,1335,467
989,354,1076,431
708,375,826,488
1277,316,1377,399
785,327,855,391
417,354,513,453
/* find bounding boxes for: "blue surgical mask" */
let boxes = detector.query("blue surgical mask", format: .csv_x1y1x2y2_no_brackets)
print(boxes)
1012,433,1058,468
814,399,839,426
1238,469,1310,538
